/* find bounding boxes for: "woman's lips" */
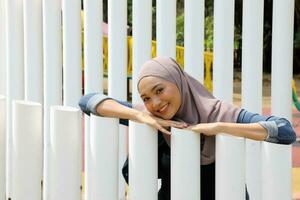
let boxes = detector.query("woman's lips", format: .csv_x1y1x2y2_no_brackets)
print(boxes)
159,103,169,114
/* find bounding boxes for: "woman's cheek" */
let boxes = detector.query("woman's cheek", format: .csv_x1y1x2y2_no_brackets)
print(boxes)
144,103,154,114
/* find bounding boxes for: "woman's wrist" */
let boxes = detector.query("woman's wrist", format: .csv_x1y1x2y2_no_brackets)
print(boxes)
214,122,224,133
130,109,143,122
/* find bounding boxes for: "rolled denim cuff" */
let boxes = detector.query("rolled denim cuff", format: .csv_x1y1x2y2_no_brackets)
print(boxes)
258,121,279,143
87,94,112,115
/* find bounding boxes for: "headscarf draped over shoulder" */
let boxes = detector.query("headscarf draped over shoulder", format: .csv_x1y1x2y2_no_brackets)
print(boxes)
137,56,241,165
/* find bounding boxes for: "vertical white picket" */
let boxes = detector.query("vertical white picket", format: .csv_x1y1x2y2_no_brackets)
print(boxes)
213,0,246,199
44,106,82,200
83,0,103,94
42,2,63,199
89,115,119,199
213,0,235,102
261,143,292,200
23,0,43,103
241,0,264,199
5,0,24,198
83,0,103,199
0,0,6,96
0,20,6,200
156,0,176,58
5,0,24,101
184,0,205,82
263,0,295,199
0,96,5,199
11,101,42,200
130,0,158,199
108,0,128,198
62,0,82,107
271,1,294,119
171,128,201,200
108,0,127,100
215,135,245,199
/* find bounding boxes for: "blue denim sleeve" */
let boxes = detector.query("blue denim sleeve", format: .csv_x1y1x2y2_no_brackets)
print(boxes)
78,93,132,126
237,109,296,144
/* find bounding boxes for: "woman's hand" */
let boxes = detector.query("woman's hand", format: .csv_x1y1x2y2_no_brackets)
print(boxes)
151,115,188,129
188,122,221,136
134,111,188,135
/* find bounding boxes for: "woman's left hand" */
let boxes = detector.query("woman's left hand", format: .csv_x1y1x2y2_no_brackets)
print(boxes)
188,122,221,136
151,116,189,129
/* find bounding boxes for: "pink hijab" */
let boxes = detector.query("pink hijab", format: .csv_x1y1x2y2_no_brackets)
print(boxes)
137,56,241,165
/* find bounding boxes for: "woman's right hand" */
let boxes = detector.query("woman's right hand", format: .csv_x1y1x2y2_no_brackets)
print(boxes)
133,111,188,135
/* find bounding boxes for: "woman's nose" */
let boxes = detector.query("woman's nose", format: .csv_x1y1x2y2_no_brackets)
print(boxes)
152,97,161,109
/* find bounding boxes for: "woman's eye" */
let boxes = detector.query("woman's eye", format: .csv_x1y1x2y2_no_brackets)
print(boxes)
143,97,150,102
156,88,164,94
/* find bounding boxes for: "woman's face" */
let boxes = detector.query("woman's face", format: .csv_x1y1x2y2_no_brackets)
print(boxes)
138,76,181,119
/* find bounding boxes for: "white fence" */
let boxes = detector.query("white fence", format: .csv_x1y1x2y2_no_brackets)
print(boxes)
0,0,295,199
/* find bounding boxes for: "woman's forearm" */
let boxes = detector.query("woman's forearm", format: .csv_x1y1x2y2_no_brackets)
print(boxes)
96,99,140,121
217,122,268,141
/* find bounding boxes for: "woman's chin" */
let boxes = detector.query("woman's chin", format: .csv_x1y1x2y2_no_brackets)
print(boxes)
160,113,174,120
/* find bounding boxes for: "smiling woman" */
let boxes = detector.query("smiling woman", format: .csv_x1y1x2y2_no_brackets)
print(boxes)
79,56,296,200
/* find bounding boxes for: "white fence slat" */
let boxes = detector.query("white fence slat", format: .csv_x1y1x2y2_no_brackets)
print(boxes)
184,0,205,82
215,135,245,200
171,128,201,200
271,0,294,119
83,0,103,94
0,0,6,95
241,0,264,199
108,0,128,198
213,0,234,102
266,0,295,199
128,122,158,200
86,115,119,200
132,0,152,89
62,0,82,107
24,0,43,103
130,1,158,199
0,96,6,199
241,0,263,113
213,0,246,199
83,0,103,198
108,0,127,100
11,100,42,200
262,143,292,200
5,0,24,197
156,0,176,58
44,106,82,200
43,0,63,176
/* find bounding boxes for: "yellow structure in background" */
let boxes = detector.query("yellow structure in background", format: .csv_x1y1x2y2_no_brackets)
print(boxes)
101,36,213,92
81,11,213,91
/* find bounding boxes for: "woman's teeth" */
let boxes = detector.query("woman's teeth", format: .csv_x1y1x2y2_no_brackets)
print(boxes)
159,104,168,112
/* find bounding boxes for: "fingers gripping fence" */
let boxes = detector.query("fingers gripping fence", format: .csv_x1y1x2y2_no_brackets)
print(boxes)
0,0,295,200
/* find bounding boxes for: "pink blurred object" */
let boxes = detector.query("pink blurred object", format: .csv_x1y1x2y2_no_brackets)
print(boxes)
293,193,300,200
102,22,108,36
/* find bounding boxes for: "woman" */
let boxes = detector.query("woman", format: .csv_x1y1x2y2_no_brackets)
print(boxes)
79,56,296,200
